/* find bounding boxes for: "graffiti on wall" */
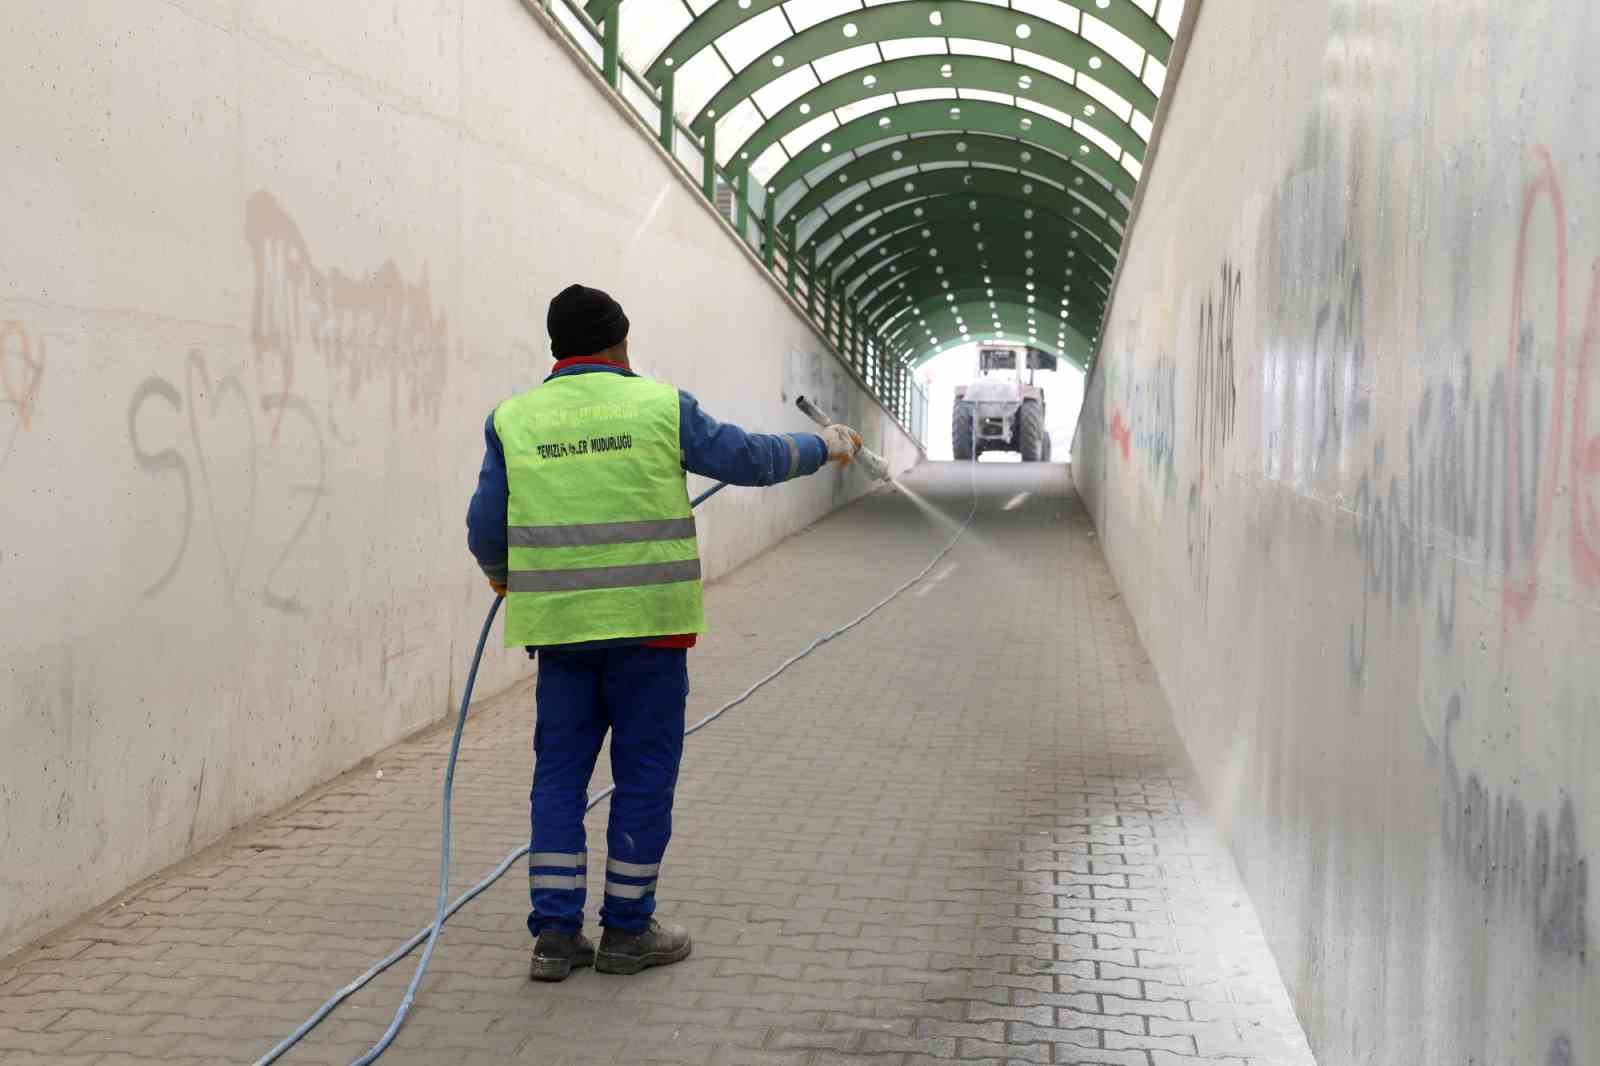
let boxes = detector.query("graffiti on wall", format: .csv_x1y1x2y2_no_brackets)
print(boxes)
246,191,452,439
1,320,46,467
1347,148,1600,672
1133,355,1178,495
1498,149,1600,620
1440,694,1589,962
1195,260,1242,471
128,348,328,612
1328,148,1597,971
1344,349,1544,669
1104,316,1179,501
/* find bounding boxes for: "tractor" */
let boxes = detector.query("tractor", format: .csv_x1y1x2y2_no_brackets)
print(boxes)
951,346,1054,461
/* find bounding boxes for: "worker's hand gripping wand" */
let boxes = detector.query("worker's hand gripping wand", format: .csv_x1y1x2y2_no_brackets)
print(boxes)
795,396,893,482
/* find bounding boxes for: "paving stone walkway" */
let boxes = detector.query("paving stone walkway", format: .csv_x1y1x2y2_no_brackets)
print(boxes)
0,462,1317,1066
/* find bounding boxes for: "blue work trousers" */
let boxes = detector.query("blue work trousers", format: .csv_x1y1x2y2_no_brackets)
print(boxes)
528,644,687,937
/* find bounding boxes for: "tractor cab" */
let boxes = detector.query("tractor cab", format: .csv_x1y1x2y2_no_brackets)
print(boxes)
952,346,1056,461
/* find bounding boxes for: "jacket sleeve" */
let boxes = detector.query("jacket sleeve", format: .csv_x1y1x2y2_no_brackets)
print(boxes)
465,412,509,583
679,390,828,487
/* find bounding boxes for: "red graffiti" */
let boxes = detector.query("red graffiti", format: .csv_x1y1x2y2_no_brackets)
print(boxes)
0,320,45,430
245,191,451,440
1109,408,1132,461
1502,147,1600,621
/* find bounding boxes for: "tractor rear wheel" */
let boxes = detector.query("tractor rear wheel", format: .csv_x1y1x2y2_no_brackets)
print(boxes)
952,402,975,461
1019,399,1046,462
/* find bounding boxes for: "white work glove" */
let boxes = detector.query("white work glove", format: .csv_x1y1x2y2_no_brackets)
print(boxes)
820,424,864,465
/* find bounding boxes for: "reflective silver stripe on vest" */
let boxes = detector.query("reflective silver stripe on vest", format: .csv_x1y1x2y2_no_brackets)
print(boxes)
509,558,702,594
531,874,584,891
508,517,697,549
606,859,660,878
604,879,654,900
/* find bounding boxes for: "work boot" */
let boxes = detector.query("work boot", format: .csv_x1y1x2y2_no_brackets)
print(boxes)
529,929,595,982
595,919,692,975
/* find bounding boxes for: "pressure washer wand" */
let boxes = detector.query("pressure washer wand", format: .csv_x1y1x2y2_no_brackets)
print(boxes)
795,395,892,482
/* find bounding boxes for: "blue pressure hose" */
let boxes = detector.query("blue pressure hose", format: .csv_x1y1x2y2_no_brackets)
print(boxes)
256,468,974,1066
254,481,729,1066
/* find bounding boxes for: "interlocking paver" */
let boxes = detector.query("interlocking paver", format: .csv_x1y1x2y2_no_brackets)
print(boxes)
0,464,1315,1065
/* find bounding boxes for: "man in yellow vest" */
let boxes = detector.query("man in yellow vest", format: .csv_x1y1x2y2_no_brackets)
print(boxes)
467,285,863,981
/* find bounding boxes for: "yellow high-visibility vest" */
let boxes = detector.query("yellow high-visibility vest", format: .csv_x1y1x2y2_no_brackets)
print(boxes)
494,372,704,647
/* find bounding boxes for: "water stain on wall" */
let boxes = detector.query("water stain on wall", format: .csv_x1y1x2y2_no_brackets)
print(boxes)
1260,237,1373,490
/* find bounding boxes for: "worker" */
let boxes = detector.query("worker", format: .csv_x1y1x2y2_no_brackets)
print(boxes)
466,284,864,981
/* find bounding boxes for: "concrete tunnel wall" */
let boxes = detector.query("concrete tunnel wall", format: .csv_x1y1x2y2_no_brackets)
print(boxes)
1073,3,1596,1064
0,0,920,958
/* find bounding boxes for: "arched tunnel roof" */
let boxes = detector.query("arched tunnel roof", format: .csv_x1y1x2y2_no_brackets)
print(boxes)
585,0,1184,372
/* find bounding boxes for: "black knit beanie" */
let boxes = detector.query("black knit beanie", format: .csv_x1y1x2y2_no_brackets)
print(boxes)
547,284,630,359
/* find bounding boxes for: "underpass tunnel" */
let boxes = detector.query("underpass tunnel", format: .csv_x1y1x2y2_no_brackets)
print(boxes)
569,0,1172,428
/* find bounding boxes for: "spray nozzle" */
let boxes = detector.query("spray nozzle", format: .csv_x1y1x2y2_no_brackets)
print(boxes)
795,396,893,482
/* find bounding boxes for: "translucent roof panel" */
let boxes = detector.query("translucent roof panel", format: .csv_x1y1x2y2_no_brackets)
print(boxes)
1080,14,1145,80
619,3,691,70
787,0,864,31
752,64,823,113
594,0,1188,367
716,9,794,70
946,37,1013,60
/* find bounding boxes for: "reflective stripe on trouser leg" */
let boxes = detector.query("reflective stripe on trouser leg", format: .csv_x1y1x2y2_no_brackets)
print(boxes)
599,645,688,932
604,858,658,901
530,854,586,893
529,649,609,937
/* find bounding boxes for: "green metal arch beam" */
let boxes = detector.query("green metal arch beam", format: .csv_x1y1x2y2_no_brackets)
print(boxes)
877,280,1078,334
784,134,1128,234
885,300,1094,369
771,98,1136,205
878,297,1089,367
809,173,1122,276
886,296,1094,350
844,230,1110,306
728,55,1144,176
804,169,1121,261
844,244,1078,307
874,282,1095,342
821,197,1117,292
903,332,1082,371
864,256,1100,316
687,3,1158,133
880,296,1102,355
828,215,1115,314
911,330,1086,370
858,264,1101,334
819,209,1117,300
883,296,1091,358
819,191,1120,288
586,0,1171,76
838,230,1113,316
841,230,1110,318
905,333,1084,371
878,295,1090,351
